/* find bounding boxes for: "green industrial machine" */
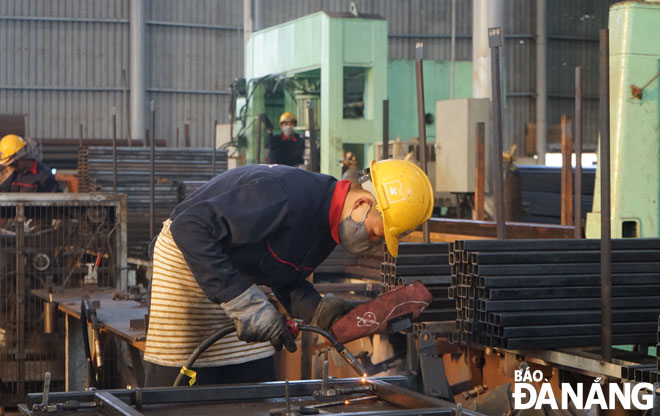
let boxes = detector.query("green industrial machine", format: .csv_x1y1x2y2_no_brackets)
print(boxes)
242,11,387,178
586,1,660,238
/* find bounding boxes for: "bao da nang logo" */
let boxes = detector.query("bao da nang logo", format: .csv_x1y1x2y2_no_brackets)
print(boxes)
513,369,654,410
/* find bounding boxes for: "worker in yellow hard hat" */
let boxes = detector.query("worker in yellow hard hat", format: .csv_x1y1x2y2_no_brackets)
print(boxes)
0,134,61,192
265,111,304,166
362,159,434,257
143,159,432,386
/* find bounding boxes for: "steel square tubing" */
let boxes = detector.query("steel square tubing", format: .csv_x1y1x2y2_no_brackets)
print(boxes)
428,299,455,310
499,322,657,338
393,254,450,265
479,273,660,288
621,364,656,380
419,310,456,321
396,275,452,285
633,365,657,382
460,238,660,252
429,287,450,298
472,250,660,265
489,305,660,326
421,321,455,334
474,262,660,276
484,296,660,312
398,242,450,254
393,264,452,276
463,251,470,263
486,285,660,300
504,333,656,349
492,309,660,326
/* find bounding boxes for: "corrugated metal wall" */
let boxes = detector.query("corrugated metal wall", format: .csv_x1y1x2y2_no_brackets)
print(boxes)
0,0,614,150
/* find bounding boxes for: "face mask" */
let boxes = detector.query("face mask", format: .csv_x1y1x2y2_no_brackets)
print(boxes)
282,126,294,136
338,204,383,254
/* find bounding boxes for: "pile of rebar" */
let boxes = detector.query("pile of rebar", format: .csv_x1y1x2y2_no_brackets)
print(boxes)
449,238,660,349
78,146,227,256
381,242,456,324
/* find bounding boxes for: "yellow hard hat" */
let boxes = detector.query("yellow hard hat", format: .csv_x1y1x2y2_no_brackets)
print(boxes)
279,112,297,125
370,159,434,257
0,134,27,166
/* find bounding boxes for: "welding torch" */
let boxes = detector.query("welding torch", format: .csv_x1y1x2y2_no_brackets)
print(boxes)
287,320,367,377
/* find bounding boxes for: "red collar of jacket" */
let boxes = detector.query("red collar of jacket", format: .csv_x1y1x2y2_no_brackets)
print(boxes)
328,180,351,244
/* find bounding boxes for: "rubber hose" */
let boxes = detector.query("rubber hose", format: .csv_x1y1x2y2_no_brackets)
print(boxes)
173,324,236,387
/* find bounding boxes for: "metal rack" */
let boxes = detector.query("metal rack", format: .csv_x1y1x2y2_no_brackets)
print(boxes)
0,193,127,406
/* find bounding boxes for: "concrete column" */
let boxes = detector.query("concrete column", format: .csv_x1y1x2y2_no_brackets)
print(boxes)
536,0,547,163
243,0,253,48
130,0,146,143
472,0,505,99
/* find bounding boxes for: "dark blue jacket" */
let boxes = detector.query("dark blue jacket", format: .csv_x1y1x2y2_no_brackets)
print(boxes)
266,132,304,167
0,160,61,193
169,165,344,319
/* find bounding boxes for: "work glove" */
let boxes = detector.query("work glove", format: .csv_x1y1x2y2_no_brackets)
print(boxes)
222,284,297,353
311,294,357,334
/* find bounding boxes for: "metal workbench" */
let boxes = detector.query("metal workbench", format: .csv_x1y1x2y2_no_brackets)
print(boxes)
19,376,484,416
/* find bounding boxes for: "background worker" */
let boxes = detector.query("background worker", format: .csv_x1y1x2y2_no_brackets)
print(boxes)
143,159,433,387
0,134,61,192
265,111,304,166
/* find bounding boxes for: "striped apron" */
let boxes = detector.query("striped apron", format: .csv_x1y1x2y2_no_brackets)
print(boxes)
143,219,273,367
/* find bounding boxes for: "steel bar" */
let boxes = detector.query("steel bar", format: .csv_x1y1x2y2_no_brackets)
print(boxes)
500,322,657,338
474,122,486,221
421,321,455,334
148,130,154,239
560,115,573,225
184,121,191,147
461,238,660,252
112,106,118,194
25,377,413,408
493,309,660,327
575,66,583,237
211,119,217,177
308,100,318,173
418,310,457,322
15,204,26,398
95,391,143,416
428,218,573,239
487,285,660,300
383,99,389,159
428,299,456,310
504,334,655,350
484,297,660,312
480,273,660,288
414,42,430,243
255,114,262,164
391,265,451,276
488,27,507,239
396,276,452,286
535,0,547,162
398,243,449,255
600,28,612,362
472,249,660,265
389,254,449,266
475,262,660,276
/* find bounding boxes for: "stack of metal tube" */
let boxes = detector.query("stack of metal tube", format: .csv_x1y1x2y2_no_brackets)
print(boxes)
79,146,228,257
450,238,660,349
381,243,456,325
